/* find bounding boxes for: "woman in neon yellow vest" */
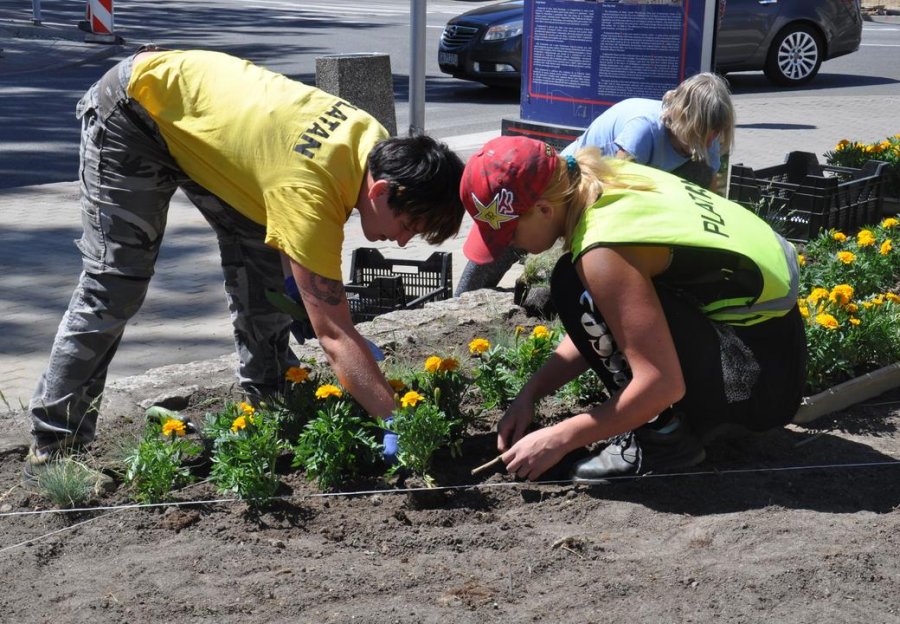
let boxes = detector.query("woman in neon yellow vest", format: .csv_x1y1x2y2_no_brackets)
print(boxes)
461,136,806,483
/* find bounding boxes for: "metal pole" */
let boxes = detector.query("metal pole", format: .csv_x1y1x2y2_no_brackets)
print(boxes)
32,0,43,24
408,0,426,136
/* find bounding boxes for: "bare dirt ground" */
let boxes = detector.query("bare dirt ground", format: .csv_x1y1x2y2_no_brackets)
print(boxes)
1,291,898,624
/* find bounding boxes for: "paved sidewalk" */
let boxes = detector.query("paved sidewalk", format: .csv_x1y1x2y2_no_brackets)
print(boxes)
2,17,899,412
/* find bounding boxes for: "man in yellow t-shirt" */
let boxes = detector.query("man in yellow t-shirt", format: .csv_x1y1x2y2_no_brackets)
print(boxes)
26,49,464,476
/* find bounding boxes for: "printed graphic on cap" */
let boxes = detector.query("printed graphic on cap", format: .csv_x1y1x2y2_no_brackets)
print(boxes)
470,188,518,231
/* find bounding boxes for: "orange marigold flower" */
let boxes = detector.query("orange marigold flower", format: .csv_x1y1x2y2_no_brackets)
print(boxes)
881,217,898,229
815,313,839,330
828,284,854,307
857,229,876,247
469,338,490,355
231,415,248,433
400,390,424,408
162,419,186,437
807,288,829,305
835,139,850,150
531,325,550,340
315,384,343,400
239,402,256,415
388,378,406,392
439,357,460,372
880,239,892,255
885,293,900,304
836,251,856,264
832,231,847,242
424,356,443,373
285,366,310,384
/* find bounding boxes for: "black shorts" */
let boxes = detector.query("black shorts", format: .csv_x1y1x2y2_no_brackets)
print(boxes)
550,254,807,434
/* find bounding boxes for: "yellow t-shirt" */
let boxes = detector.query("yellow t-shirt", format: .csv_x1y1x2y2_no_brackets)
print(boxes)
127,49,389,280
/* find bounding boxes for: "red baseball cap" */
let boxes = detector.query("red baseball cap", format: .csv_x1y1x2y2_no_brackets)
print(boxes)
460,136,559,264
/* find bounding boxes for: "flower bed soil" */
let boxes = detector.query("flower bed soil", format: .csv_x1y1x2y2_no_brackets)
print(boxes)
1,291,899,623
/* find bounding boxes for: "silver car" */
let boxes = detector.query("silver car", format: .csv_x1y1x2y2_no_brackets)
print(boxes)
439,0,863,88
716,0,863,85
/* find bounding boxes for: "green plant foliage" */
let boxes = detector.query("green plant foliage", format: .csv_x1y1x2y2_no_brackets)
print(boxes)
798,217,900,394
37,458,100,507
386,391,453,486
291,390,379,491
205,402,288,505
824,135,900,198
124,417,201,504
468,324,562,409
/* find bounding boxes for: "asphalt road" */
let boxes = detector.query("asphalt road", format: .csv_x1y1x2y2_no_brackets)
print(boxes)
1,0,898,189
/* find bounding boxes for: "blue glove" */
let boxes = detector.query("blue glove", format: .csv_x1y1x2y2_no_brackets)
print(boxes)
382,417,399,465
283,276,316,344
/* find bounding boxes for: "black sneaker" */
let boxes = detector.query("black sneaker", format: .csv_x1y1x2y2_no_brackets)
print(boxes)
571,421,706,485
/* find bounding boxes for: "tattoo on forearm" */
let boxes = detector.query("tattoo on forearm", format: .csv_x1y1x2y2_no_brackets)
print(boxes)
299,274,344,306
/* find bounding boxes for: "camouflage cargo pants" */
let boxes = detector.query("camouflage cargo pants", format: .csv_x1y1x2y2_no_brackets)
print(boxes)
29,52,295,447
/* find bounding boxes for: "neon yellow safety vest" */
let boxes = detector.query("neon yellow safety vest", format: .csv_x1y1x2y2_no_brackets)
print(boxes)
570,161,799,326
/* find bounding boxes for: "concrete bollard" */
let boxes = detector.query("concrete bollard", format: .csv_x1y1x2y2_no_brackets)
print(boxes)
315,53,398,137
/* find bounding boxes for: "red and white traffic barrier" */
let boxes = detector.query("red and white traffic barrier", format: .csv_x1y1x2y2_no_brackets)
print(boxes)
83,0,117,41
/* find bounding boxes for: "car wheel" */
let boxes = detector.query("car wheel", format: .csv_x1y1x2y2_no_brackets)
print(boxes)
764,24,823,86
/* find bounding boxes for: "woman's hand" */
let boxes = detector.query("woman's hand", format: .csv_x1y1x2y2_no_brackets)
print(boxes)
497,393,536,453
501,425,569,481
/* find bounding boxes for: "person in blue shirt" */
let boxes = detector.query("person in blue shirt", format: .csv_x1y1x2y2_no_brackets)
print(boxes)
455,72,735,296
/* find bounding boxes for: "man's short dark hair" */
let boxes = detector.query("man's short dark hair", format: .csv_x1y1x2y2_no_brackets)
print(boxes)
368,135,465,245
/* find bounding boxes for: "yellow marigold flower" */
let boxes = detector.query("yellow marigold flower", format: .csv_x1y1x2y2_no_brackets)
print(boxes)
388,378,406,392
424,356,443,373
315,384,343,400
828,284,854,307
862,301,874,309
239,401,256,415
532,325,551,339
886,293,900,304
162,418,186,437
846,303,859,314
849,317,861,326
872,295,885,306
439,357,460,372
882,217,898,229
880,239,892,255
835,139,850,150
231,415,248,433
469,337,491,355
515,325,526,336
880,140,892,150
799,305,809,318
285,366,310,384
797,254,806,266
857,229,876,247
836,251,856,264
400,390,424,408
832,231,847,242
807,288,829,305
815,313,839,330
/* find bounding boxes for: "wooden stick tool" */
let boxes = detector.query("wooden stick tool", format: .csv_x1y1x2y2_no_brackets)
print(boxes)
470,455,504,476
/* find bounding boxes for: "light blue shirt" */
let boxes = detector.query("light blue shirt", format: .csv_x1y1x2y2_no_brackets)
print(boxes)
560,98,720,173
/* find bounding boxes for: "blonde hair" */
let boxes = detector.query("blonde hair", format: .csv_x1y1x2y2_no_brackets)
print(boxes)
539,148,654,248
660,72,734,165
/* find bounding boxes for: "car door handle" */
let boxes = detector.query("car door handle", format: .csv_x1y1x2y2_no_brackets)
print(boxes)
757,0,778,4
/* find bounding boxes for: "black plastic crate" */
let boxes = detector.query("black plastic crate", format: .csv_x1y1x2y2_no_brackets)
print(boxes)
727,151,887,242
345,248,453,323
